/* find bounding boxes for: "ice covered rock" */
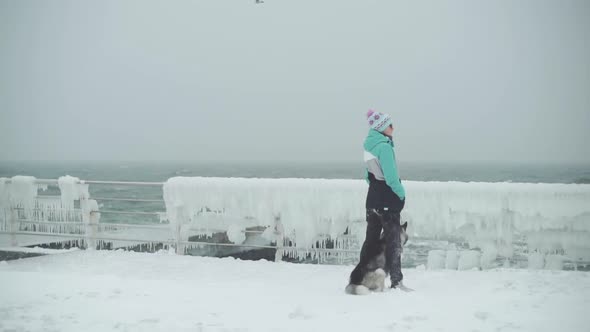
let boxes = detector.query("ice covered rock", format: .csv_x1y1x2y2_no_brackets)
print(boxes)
445,250,459,270
528,253,545,269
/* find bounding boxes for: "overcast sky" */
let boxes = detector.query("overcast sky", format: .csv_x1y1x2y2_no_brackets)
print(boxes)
1,0,589,163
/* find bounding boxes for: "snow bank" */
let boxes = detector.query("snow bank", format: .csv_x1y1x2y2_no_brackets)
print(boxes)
163,177,590,264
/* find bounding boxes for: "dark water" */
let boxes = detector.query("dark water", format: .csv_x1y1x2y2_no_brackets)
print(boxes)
1,160,589,183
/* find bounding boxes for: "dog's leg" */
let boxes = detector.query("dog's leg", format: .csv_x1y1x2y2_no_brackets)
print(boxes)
375,268,386,292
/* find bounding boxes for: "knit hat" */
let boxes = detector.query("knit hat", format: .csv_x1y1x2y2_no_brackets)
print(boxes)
366,109,392,132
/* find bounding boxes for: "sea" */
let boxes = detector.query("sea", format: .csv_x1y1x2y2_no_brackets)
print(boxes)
2,160,589,183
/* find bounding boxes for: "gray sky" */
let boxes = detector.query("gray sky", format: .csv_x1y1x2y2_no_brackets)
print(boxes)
1,0,589,163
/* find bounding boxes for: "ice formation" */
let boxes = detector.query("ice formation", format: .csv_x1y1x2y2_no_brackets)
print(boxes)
0,176,38,223
2,174,590,270
0,176,100,241
427,250,446,269
58,175,89,209
544,254,565,270
0,178,9,211
7,176,37,213
445,250,459,269
163,177,367,252
163,177,590,266
528,253,545,269
226,224,246,244
0,178,9,232
57,176,98,226
458,250,481,270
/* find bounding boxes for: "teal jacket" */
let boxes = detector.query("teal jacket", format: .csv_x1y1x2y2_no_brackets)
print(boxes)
363,129,406,200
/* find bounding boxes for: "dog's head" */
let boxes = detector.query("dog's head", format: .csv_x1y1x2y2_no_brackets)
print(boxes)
400,222,408,246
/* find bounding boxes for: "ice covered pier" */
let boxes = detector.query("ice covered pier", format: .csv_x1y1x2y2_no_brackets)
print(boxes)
1,176,590,270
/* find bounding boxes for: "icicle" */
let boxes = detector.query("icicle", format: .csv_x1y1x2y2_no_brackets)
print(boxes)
161,177,590,262
7,176,37,220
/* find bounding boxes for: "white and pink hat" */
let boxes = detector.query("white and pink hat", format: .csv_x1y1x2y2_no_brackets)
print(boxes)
366,109,392,132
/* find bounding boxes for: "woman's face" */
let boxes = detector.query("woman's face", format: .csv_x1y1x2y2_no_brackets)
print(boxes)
383,124,394,137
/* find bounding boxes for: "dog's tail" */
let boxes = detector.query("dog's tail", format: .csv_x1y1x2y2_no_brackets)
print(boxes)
345,284,371,295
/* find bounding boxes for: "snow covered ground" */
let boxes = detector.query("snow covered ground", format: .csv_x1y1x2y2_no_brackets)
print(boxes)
1,250,589,332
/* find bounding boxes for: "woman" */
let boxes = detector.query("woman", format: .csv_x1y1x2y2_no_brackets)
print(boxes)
362,109,406,288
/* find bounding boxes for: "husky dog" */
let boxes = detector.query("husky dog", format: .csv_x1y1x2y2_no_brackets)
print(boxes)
345,222,408,295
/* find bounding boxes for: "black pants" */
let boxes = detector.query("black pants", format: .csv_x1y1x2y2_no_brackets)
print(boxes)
360,209,403,285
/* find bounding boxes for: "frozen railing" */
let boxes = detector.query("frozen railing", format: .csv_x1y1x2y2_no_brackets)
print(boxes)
1,176,590,269
0,177,363,264
0,177,165,251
